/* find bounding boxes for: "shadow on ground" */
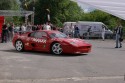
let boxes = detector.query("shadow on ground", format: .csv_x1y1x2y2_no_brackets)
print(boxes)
0,49,87,57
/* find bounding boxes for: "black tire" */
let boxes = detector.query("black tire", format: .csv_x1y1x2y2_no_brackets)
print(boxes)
15,40,24,52
51,42,63,55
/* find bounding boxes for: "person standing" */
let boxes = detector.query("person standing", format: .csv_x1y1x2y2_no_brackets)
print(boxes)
115,23,123,48
43,22,51,30
1,24,8,43
87,26,91,39
70,23,75,38
63,24,70,36
8,23,14,41
74,25,79,38
26,23,32,32
102,25,106,41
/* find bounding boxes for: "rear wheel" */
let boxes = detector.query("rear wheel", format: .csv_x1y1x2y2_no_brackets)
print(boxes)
15,40,24,52
51,43,63,55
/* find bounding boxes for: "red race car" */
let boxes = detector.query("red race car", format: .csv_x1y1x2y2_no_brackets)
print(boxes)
12,30,92,55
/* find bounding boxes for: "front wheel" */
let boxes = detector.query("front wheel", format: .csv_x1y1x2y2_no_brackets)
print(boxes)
15,40,24,52
51,43,63,55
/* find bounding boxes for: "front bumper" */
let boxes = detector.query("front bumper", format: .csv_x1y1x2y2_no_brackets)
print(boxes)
62,45,91,54
73,46,91,54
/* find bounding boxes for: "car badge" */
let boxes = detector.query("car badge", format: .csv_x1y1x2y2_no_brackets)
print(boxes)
25,43,29,46
43,45,46,48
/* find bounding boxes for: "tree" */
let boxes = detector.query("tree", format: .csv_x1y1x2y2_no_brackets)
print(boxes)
0,0,20,25
81,10,125,30
33,0,82,26
0,0,19,10
19,0,35,10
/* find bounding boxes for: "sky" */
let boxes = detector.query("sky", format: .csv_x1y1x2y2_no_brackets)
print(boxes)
77,2,95,13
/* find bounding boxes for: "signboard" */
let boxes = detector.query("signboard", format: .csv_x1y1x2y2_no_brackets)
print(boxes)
0,16,4,37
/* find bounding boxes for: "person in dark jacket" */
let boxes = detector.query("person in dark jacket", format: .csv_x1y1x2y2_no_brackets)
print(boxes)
115,23,123,48
1,24,8,43
74,25,79,38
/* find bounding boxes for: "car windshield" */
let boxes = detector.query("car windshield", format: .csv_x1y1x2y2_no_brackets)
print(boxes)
50,32,68,38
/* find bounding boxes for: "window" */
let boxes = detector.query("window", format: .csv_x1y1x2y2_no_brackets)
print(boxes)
50,32,67,38
29,32,36,37
34,31,47,38
29,31,47,38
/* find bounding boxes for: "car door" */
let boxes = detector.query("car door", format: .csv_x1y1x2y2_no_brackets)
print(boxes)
31,31,49,51
25,32,37,50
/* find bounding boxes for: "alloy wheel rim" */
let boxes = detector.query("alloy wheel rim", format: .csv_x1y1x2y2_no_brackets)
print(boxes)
16,41,23,51
52,43,62,54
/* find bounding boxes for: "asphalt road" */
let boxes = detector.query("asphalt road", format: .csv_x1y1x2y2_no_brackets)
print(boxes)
0,39,125,83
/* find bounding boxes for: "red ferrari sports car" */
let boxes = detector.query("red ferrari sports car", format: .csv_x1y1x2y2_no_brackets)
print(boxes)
12,30,92,55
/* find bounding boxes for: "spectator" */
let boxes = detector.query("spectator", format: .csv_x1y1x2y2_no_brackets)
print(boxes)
19,24,22,35
1,24,8,43
43,22,51,30
115,23,123,48
87,26,91,39
26,23,32,32
63,24,70,36
102,25,106,41
32,25,36,31
69,23,74,38
39,24,43,30
74,25,79,38
53,26,57,30
21,24,27,32
8,23,14,41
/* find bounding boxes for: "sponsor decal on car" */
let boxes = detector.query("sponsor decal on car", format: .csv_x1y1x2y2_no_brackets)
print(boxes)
43,45,46,48
25,43,29,46
32,38,46,43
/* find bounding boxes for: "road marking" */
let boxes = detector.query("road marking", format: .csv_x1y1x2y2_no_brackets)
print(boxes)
0,76,124,82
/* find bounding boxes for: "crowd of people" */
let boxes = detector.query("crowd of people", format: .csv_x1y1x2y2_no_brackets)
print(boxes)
63,22,124,48
1,22,61,43
0,21,124,49
1,23,14,43
18,22,58,33
63,23,80,38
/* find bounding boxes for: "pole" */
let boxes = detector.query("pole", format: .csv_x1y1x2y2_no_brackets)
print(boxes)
46,9,50,22
47,14,50,22
25,15,28,25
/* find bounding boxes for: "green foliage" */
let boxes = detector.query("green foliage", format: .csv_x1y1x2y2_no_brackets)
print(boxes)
19,0,35,10
0,0,19,10
81,10,125,31
33,0,82,26
0,0,12,10
1,0,125,31
0,0,20,25
81,10,111,22
11,0,20,10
